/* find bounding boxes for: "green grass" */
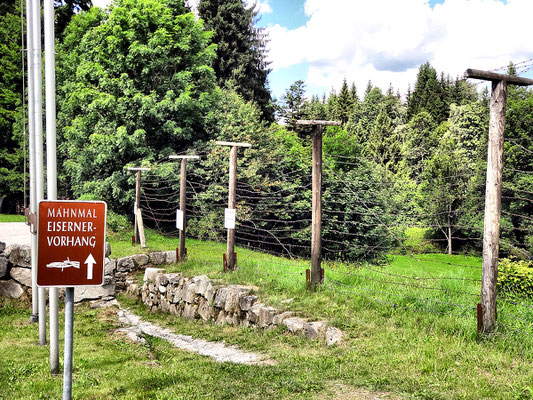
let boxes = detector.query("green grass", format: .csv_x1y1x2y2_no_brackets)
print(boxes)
0,213,25,222
2,229,532,399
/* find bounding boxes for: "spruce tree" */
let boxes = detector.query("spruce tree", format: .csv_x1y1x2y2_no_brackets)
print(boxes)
336,78,353,123
279,80,306,127
407,62,447,123
198,0,273,121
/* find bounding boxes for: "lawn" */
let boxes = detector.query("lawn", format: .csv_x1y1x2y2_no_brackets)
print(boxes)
1,229,532,399
0,213,25,223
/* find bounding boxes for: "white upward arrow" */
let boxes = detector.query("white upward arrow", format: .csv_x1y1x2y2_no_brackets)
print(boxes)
84,253,96,280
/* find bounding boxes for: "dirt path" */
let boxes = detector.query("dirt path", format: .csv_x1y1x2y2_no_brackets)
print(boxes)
117,309,273,365
0,222,31,246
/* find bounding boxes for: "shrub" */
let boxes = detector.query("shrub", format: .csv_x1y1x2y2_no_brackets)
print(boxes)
497,258,533,297
106,211,131,233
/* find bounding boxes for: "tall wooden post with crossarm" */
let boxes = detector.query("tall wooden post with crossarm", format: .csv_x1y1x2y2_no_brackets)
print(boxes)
464,69,533,333
296,120,341,286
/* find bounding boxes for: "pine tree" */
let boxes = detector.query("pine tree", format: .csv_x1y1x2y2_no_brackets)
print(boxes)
279,80,306,127
350,82,359,104
407,62,448,123
336,78,353,123
326,90,338,120
198,0,273,121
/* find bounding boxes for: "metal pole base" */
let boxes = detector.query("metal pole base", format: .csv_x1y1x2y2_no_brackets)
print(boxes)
63,287,74,400
30,313,38,323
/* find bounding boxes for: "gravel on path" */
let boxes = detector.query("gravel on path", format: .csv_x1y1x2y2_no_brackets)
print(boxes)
117,309,273,365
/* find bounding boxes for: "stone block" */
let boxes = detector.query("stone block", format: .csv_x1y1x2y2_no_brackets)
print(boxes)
159,285,167,294
10,267,32,287
0,241,5,253
105,241,111,258
192,275,211,296
205,285,215,302
224,285,251,312
258,306,276,328
160,298,171,313
273,311,293,325
169,303,177,315
165,251,177,264
167,273,183,285
144,268,164,282
283,317,306,334
132,254,149,267
182,282,198,303
74,284,116,303
239,295,257,311
159,274,169,286
170,286,182,303
326,327,343,346
183,303,198,319
0,280,24,298
216,310,226,325
5,244,31,267
117,256,135,272
303,321,327,340
248,303,263,324
103,258,116,285
0,255,8,278
226,312,240,325
198,298,214,321
213,287,228,308
149,252,166,265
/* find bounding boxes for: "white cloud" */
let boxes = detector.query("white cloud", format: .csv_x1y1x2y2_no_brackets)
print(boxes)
266,0,533,95
187,0,272,15
91,0,112,8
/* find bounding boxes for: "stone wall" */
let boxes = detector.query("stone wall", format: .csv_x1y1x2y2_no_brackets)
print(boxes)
0,242,30,299
130,268,343,345
0,242,176,303
0,242,343,345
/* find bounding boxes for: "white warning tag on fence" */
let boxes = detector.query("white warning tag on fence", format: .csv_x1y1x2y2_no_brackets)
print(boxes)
224,208,236,229
176,209,184,231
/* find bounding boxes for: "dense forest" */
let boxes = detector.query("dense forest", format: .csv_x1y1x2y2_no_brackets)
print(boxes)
1,0,532,261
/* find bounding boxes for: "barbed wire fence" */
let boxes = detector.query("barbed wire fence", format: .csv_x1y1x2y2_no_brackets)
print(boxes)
133,58,533,335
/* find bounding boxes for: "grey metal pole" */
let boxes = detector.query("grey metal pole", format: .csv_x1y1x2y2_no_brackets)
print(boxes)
63,287,74,400
44,0,59,373
26,0,38,324
32,0,47,346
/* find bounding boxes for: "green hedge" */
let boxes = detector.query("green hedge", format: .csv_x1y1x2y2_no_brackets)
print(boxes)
497,258,533,297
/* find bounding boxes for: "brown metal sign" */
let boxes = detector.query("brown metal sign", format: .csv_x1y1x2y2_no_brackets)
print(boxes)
37,200,107,287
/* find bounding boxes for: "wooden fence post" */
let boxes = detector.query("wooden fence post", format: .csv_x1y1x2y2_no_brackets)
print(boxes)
216,141,252,271
169,155,200,262
464,69,533,333
296,120,340,286
127,167,151,247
